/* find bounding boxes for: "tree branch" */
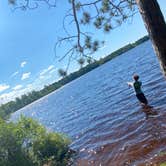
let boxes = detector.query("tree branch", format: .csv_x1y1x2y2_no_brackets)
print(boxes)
71,0,82,50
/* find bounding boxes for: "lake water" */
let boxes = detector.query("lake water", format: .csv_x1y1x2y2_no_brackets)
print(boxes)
11,41,166,166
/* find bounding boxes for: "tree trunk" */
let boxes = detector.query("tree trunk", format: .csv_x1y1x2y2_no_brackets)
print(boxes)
136,0,166,77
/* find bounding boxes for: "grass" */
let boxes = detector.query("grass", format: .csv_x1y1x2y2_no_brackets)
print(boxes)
160,163,166,166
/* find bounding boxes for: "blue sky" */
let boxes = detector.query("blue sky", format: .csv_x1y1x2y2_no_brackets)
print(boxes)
0,0,166,104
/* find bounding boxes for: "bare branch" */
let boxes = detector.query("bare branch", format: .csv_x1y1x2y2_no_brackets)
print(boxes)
9,0,57,10
71,0,82,50
78,0,101,7
59,47,75,61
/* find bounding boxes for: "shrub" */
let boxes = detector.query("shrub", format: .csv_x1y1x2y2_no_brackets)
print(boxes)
0,116,72,166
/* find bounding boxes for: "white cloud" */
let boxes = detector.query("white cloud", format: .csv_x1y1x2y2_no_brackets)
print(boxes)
40,65,55,76
27,84,33,89
0,65,58,105
21,61,27,68
0,84,10,93
0,68,59,105
0,85,34,105
49,68,56,74
39,75,45,79
38,65,57,81
21,72,31,80
47,65,54,70
12,85,23,90
11,71,19,77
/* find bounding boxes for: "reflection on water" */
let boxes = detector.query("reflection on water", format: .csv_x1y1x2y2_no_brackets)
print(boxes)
11,41,166,166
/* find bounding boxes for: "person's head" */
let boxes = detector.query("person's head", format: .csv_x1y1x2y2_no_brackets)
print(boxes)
133,74,139,81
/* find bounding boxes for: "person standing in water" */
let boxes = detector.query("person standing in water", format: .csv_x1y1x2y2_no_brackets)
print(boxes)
128,74,149,107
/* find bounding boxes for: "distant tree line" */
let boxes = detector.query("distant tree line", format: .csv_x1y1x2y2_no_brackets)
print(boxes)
0,35,149,119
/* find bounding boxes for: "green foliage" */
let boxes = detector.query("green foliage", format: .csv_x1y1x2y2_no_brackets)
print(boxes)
77,58,85,68
87,57,93,64
92,40,99,52
0,116,71,166
58,69,67,78
101,0,110,13
8,0,16,5
94,16,105,29
85,36,92,49
160,163,166,166
104,23,112,32
81,12,91,24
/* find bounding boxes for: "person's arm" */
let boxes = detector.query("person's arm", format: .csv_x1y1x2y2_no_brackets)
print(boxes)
140,81,142,86
127,82,133,87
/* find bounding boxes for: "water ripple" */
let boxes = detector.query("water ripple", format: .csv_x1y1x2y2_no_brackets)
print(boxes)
11,41,166,165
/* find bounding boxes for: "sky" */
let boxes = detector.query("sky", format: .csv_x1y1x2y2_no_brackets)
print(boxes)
0,0,166,104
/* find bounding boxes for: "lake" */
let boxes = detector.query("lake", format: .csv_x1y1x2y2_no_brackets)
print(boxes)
11,40,166,166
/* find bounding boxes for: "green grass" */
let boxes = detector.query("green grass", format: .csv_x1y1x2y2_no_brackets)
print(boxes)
160,162,166,166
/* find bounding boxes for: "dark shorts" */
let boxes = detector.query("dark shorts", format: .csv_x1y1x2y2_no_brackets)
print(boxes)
136,93,148,104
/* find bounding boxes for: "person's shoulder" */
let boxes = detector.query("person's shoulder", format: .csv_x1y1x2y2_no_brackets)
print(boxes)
139,81,142,84
133,81,137,85
134,81,141,86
